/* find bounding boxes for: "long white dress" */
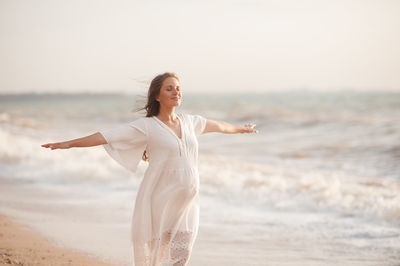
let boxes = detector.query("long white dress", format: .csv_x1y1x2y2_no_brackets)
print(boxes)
99,112,207,266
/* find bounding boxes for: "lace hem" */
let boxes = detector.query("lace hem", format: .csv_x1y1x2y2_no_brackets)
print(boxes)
143,230,194,266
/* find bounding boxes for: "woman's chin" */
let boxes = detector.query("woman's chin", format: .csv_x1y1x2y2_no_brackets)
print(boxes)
164,103,180,108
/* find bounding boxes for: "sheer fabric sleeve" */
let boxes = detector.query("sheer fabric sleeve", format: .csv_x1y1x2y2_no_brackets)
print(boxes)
99,117,147,173
191,114,207,136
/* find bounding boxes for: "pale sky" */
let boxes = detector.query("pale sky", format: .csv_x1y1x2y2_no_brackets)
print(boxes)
1,0,399,93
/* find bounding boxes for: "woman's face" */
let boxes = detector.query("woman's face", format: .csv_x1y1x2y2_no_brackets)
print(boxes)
156,77,182,108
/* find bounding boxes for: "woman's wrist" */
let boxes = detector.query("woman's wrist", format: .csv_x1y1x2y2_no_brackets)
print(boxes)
238,126,246,133
62,141,72,149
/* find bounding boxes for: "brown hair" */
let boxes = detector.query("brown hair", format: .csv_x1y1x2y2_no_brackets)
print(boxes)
133,72,180,162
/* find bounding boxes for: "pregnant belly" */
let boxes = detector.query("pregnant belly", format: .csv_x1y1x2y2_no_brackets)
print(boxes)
157,167,199,194
150,168,199,229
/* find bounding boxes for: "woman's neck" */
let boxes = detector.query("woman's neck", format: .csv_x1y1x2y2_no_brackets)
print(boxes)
156,107,177,122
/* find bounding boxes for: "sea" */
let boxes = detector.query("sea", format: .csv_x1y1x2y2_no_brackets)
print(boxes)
0,90,399,265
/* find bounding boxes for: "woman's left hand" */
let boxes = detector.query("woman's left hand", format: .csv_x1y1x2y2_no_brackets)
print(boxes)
242,123,258,134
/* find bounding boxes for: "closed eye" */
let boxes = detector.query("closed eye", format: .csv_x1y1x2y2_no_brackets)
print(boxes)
167,86,180,91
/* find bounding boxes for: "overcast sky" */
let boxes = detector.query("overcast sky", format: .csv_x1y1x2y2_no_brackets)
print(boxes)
1,0,399,93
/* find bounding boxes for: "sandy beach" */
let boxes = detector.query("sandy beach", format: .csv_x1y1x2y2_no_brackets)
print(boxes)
0,214,118,266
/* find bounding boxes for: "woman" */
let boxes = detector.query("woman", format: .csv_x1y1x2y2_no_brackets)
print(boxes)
41,72,258,266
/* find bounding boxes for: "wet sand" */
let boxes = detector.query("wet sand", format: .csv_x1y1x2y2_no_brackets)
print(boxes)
0,214,119,266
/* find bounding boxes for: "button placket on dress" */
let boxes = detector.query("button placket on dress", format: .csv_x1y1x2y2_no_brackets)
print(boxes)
177,115,185,157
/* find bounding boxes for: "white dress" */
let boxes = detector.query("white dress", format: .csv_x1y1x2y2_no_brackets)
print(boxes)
99,113,207,266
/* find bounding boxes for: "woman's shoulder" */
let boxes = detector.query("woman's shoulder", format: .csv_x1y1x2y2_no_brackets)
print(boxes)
178,112,196,122
179,113,207,127
178,112,198,119
180,113,206,119
127,116,149,132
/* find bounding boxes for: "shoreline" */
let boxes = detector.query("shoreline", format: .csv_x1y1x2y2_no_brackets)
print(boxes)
0,214,120,266
1,178,398,266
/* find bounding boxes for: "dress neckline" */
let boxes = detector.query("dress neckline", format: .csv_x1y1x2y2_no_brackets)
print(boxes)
153,114,184,141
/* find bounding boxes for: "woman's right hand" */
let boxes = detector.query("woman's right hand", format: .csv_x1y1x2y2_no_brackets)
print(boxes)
41,142,70,150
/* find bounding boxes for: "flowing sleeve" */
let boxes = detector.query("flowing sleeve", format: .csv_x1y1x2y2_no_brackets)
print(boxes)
99,117,147,173
191,114,207,136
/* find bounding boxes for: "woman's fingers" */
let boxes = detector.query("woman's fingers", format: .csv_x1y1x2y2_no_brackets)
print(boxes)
42,143,54,149
41,143,63,150
244,123,258,133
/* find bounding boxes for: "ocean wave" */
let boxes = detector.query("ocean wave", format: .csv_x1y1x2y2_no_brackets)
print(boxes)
198,154,400,226
0,112,44,129
0,126,136,185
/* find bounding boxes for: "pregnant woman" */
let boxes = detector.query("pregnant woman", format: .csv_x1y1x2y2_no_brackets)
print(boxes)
42,72,258,266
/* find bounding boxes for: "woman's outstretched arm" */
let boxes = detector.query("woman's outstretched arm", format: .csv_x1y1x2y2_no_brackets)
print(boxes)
203,119,258,134
41,132,107,150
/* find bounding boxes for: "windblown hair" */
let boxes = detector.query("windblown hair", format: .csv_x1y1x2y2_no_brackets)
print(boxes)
133,72,180,162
